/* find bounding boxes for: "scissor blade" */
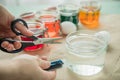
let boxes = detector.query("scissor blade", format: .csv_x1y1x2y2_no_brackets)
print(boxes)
33,37,62,44
41,37,62,44
42,37,62,41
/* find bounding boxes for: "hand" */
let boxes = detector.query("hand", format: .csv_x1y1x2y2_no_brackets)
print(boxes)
0,5,33,51
12,54,56,80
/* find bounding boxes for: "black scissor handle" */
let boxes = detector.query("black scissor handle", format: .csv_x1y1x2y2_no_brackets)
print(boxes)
0,38,24,53
11,19,28,35
0,38,35,53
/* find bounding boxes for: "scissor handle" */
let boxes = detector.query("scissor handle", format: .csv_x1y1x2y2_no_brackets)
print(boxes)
0,38,35,53
11,19,28,35
0,38,24,53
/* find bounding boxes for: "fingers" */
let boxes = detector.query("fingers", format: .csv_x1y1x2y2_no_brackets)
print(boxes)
0,36,22,51
1,41,14,51
13,41,21,49
1,41,21,51
36,55,50,69
13,36,22,49
41,70,56,80
15,22,33,36
37,58,50,69
41,56,48,60
36,56,56,80
37,56,56,80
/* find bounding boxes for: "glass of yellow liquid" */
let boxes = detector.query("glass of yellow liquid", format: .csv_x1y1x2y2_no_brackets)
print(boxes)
78,0,101,29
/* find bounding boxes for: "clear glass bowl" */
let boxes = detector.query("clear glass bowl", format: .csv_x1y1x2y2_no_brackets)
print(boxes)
65,30,107,76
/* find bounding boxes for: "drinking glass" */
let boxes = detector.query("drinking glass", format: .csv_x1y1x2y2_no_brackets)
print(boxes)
78,0,101,29
65,30,107,76
36,10,62,38
58,3,79,27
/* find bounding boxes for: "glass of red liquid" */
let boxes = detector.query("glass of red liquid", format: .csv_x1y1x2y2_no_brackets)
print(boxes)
21,22,46,52
36,10,62,38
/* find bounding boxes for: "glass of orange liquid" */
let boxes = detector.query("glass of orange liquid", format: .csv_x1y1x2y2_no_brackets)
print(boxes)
78,0,101,29
36,10,62,38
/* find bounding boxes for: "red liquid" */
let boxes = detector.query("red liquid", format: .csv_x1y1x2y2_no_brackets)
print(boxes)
21,24,44,52
21,35,44,51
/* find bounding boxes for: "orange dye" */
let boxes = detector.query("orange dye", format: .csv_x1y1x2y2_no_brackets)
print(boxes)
39,15,61,38
79,6,100,29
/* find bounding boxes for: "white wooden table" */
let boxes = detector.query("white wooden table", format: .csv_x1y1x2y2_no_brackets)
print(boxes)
0,14,120,80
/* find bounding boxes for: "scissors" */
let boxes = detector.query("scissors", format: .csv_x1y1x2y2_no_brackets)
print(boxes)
0,19,62,53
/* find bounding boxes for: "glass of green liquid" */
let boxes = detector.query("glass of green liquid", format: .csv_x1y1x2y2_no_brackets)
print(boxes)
58,3,79,28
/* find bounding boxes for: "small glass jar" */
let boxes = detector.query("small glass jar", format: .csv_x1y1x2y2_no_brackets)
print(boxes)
58,3,79,28
36,10,62,38
65,30,107,76
78,0,101,29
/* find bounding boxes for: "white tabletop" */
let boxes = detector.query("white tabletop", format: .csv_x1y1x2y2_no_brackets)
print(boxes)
0,14,120,80
0,1,120,80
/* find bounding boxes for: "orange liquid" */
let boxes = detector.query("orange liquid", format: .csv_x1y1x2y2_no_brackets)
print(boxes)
39,15,61,38
79,6,100,29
